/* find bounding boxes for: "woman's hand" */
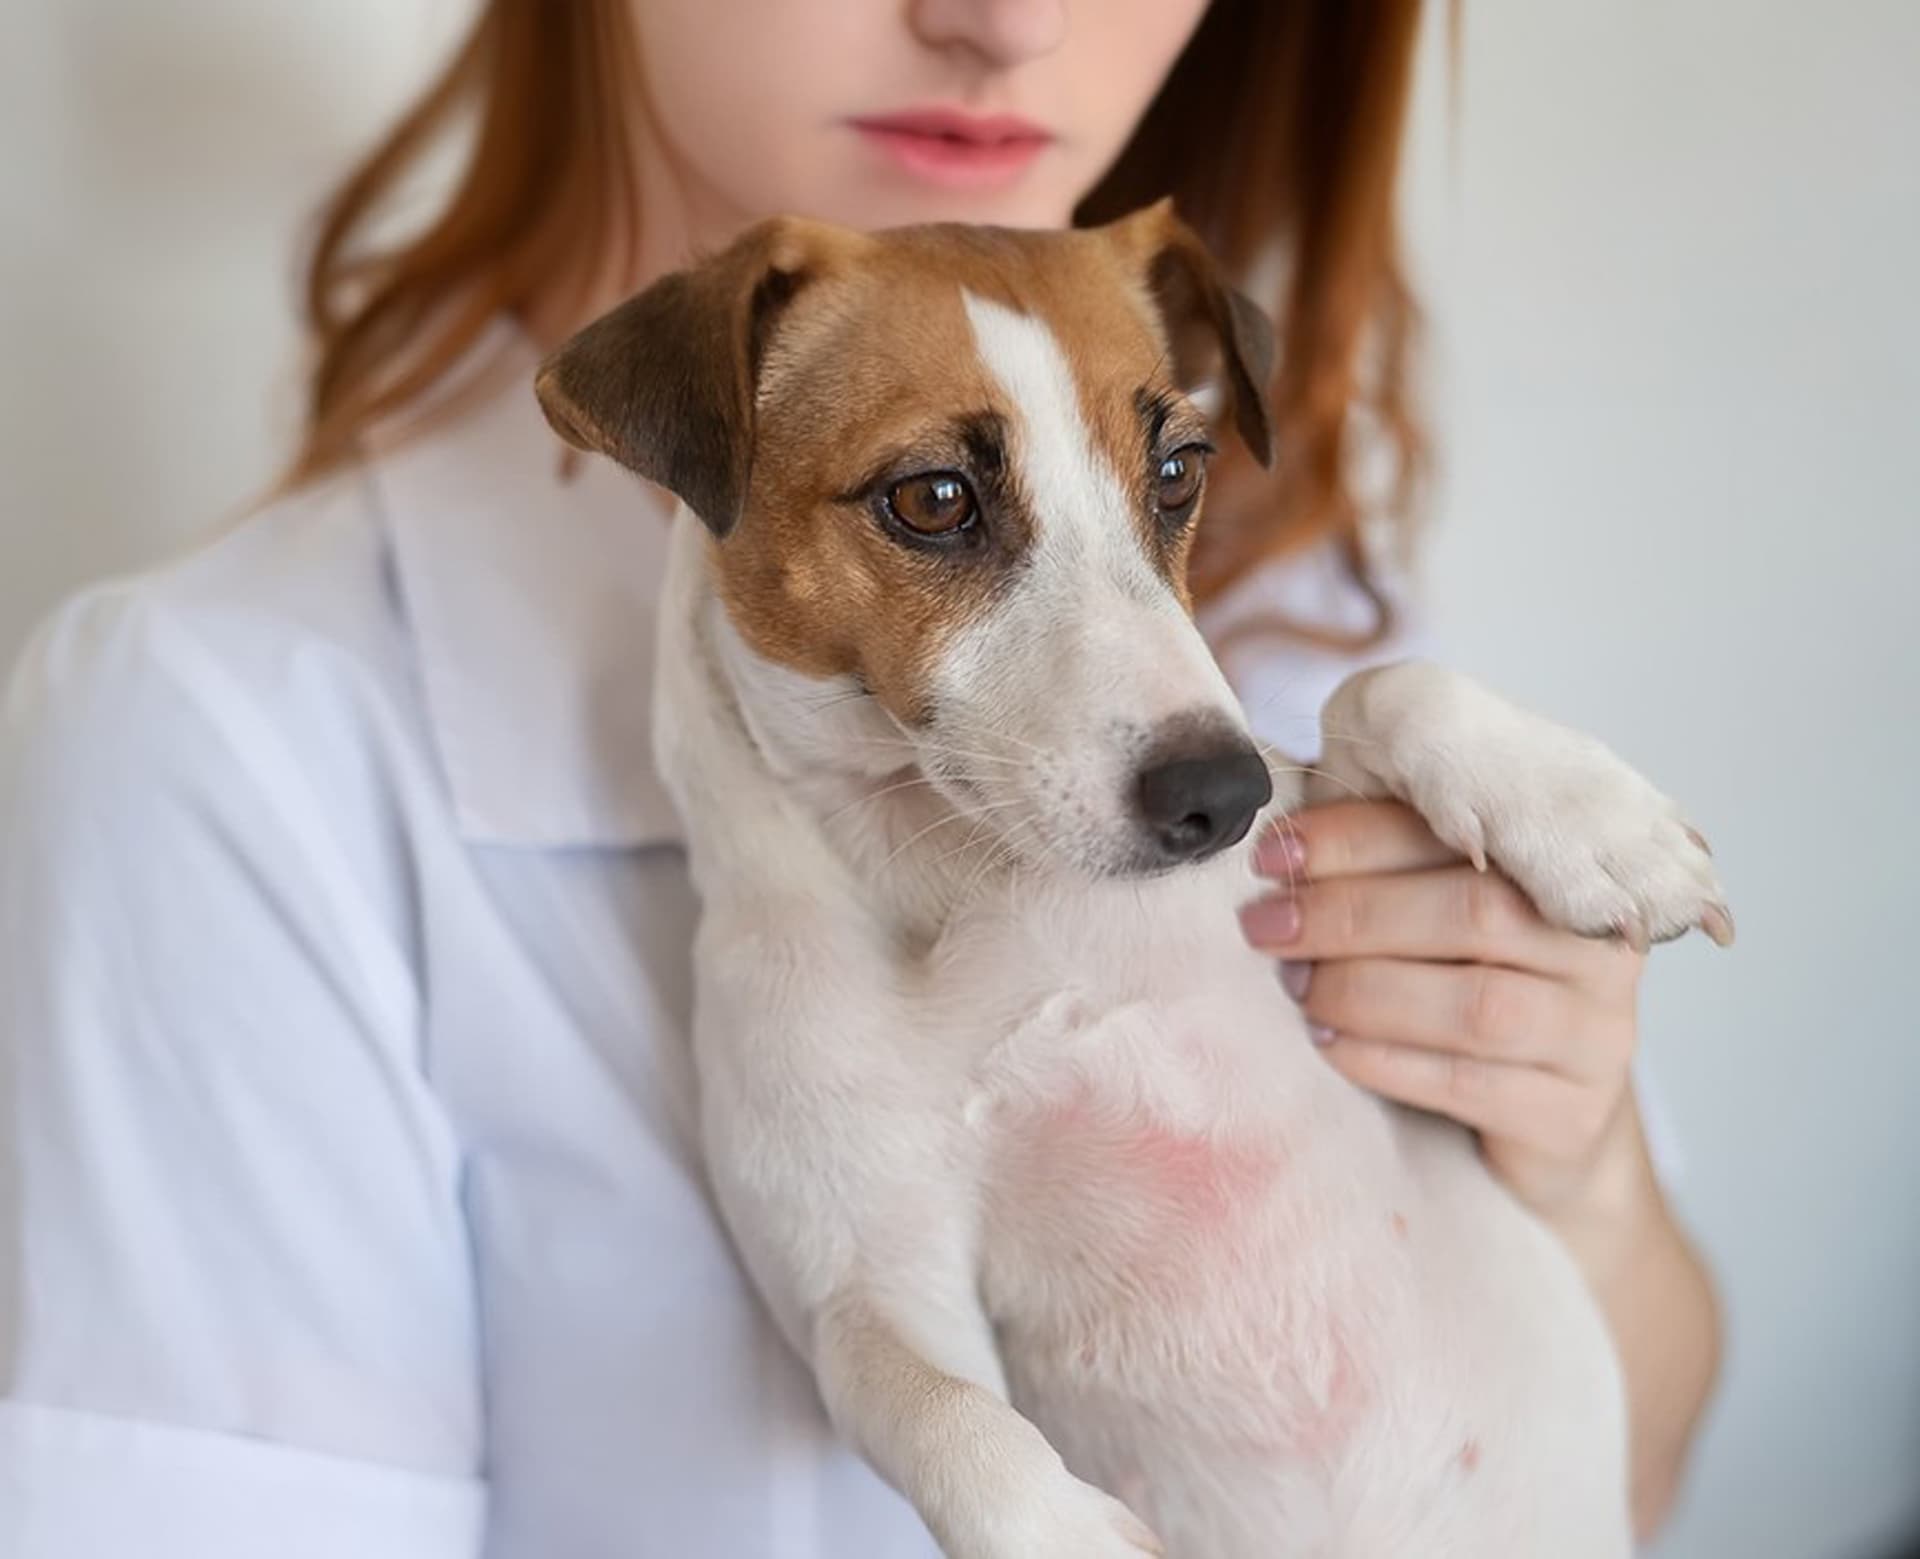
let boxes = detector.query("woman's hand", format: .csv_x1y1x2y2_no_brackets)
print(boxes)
1237,797,1644,1216
1239,797,1722,1537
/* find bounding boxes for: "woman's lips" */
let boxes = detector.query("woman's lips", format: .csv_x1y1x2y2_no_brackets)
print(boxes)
850,109,1053,190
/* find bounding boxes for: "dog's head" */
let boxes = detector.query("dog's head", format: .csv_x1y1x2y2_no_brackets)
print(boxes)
537,201,1276,877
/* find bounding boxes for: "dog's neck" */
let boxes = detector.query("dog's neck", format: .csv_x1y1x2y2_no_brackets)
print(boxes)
702,598,1002,946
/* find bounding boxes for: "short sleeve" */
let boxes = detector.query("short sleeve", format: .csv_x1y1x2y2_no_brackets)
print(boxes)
0,587,485,1556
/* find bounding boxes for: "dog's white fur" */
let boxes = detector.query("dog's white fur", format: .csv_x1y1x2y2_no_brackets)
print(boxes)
651,288,1725,1557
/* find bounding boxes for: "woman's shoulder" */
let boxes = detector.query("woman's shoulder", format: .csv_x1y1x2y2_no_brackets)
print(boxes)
2,467,432,865
10,468,404,741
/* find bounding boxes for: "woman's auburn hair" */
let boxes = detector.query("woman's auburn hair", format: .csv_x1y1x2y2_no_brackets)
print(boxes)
294,0,1427,646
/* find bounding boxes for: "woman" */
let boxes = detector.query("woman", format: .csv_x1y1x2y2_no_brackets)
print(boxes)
0,2,1718,1553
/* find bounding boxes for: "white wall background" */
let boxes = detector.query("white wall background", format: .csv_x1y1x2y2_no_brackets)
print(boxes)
3,3,1916,1555
1401,10,1920,1556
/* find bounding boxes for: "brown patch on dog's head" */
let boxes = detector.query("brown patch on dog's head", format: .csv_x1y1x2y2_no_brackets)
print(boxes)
535,206,1275,726
1084,198,1277,606
534,216,861,536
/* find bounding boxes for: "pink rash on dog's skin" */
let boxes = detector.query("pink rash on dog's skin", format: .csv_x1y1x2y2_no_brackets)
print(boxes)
1024,1088,1284,1232
1457,1438,1483,1475
1000,1087,1374,1460
1116,1120,1281,1225
1039,1041,1375,1457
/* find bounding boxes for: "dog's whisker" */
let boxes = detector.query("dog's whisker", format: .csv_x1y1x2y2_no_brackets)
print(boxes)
951,807,1038,900
929,817,995,873
1237,676,1391,754
1237,669,1308,725
1249,742,1315,775
950,796,1037,828
821,772,940,826
833,735,1036,771
1003,807,1073,877
1249,739,1322,780
1296,765,1379,808
877,809,972,872
798,687,877,712
969,728,1050,759
948,807,1051,903
940,811,1034,899
958,838,1010,902
918,750,1035,772
924,739,1045,767
1314,732,1388,753
876,795,1032,874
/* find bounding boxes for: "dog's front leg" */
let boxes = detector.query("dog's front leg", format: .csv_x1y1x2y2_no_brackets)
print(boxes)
1306,661,1733,948
691,907,1161,1558
708,1135,1162,1556
811,1290,1162,1558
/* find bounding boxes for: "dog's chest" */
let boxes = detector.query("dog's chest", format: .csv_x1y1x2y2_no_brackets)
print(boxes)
935,874,1404,1418
933,876,1629,1552
964,976,1322,1282
960,962,1408,1443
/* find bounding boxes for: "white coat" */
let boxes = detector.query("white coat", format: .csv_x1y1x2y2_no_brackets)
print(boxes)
0,326,1453,1557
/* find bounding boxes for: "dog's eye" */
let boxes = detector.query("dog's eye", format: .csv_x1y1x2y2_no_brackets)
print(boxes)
886,472,979,537
1155,446,1209,517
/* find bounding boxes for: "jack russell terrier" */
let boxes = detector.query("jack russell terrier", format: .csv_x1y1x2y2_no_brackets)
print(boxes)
535,200,1733,1558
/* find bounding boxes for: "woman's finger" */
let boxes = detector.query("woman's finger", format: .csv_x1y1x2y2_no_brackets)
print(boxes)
1296,957,1627,1082
1252,800,1458,885
1241,864,1584,973
1312,1035,1609,1153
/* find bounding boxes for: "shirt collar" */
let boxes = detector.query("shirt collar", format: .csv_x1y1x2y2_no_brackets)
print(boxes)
366,321,684,850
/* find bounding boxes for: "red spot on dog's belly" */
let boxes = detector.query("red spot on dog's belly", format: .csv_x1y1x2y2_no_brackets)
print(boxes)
998,1089,1379,1464
1023,1090,1282,1234
1457,1437,1482,1474
1117,1121,1279,1224
1390,1211,1410,1240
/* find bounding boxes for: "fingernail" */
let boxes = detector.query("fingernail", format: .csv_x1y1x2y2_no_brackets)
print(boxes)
1254,829,1308,879
1279,960,1313,1000
1309,1024,1338,1048
1240,895,1301,945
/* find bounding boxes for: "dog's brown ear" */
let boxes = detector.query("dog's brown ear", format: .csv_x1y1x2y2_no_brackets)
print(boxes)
1109,198,1276,469
534,216,848,535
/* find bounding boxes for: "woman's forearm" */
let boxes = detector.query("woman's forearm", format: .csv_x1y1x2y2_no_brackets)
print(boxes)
1543,1099,1723,1540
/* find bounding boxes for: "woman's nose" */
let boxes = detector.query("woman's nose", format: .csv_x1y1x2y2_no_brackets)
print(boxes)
909,0,1068,69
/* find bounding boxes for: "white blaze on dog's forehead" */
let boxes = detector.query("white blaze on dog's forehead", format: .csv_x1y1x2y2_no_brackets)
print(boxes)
959,290,1157,589
899,292,1254,876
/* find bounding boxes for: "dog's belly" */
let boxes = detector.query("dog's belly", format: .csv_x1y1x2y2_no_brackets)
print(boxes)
948,874,1631,1557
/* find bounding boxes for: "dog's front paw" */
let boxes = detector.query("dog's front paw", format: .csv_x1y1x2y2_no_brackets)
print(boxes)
1035,1480,1165,1557
944,1471,1163,1558
1452,752,1732,953
1326,665,1735,952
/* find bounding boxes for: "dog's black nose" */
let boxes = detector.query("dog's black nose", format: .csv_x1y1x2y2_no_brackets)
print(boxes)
1133,738,1273,865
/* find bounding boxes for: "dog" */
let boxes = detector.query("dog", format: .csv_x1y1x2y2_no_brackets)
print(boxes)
535,201,1733,1557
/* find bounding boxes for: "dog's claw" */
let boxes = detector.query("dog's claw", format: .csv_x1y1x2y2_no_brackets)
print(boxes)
1616,916,1651,956
1684,824,1713,857
1699,903,1736,948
